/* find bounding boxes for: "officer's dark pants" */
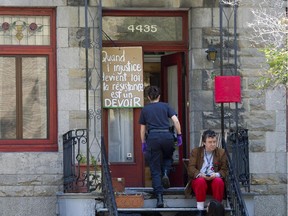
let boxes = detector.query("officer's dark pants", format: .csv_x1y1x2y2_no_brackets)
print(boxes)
145,132,175,195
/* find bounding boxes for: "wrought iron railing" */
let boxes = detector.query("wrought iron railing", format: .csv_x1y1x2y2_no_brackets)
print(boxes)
228,128,250,192
63,129,100,193
100,136,118,215
63,128,250,215
223,129,250,216
63,130,118,215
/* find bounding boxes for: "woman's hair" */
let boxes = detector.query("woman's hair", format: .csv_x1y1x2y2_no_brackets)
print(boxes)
202,129,216,143
146,86,161,101
207,200,225,216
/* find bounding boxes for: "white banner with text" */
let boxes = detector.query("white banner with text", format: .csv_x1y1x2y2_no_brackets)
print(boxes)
102,46,144,108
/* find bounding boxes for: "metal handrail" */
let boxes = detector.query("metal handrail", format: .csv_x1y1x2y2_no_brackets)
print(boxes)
222,137,249,216
101,136,118,216
229,129,250,192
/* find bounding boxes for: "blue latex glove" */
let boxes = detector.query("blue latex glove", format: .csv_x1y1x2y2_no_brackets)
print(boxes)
142,142,147,153
177,134,183,146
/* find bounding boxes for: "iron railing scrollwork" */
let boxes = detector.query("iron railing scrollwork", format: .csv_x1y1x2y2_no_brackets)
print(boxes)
228,128,250,192
63,129,100,193
223,130,250,216
63,130,118,215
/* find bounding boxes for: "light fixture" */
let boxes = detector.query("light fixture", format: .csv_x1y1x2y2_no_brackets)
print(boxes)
205,41,217,62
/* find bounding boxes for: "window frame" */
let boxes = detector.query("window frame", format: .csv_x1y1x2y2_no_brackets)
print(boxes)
0,7,57,152
102,10,188,51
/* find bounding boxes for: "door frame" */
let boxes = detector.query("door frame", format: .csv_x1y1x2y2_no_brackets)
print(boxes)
102,9,189,187
161,52,186,186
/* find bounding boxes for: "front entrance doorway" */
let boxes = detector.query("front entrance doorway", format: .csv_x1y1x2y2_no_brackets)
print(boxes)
102,9,189,188
104,51,187,187
143,52,186,187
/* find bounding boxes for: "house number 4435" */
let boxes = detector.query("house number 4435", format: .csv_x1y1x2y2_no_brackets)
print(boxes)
127,25,157,33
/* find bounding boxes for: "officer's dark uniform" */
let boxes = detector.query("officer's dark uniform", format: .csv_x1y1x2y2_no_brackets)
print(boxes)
139,101,176,196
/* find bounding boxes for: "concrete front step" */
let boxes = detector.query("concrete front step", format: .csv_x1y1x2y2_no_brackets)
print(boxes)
97,207,200,212
97,207,232,215
125,187,186,195
96,187,232,214
96,208,204,216
96,188,231,216
144,196,196,208
97,197,231,211
124,187,230,209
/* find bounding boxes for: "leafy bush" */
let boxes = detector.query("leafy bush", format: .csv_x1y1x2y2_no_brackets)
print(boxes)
255,47,288,89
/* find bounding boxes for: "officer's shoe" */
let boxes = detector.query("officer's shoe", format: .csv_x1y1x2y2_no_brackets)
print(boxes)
162,173,170,189
156,194,164,208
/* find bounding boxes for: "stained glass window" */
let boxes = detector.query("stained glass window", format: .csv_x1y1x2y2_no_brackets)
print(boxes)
0,16,50,45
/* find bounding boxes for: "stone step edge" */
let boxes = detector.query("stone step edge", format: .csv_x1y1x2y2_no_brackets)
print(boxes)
125,187,184,192
97,207,232,212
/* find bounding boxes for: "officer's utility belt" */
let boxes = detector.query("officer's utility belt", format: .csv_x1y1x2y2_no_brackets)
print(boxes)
148,129,170,133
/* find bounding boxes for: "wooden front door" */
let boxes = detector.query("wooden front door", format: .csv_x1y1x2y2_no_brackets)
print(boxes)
161,52,185,186
105,52,187,187
104,108,144,187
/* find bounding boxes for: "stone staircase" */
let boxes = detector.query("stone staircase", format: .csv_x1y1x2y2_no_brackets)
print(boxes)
96,187,232,216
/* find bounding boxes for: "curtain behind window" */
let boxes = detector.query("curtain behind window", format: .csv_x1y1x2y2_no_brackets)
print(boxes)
168,65,178,113
0,56,47,139
0,57,16,138
108,109,134,162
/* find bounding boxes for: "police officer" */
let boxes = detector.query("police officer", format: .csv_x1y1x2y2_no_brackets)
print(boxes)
139,86,182,208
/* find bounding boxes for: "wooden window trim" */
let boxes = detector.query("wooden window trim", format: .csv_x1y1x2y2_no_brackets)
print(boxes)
0,7,57,152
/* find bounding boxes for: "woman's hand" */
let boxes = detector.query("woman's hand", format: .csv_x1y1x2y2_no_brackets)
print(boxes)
202,173,216,181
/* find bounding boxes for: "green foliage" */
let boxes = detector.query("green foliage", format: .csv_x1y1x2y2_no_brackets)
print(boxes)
78,152,97,166
255,47,288,89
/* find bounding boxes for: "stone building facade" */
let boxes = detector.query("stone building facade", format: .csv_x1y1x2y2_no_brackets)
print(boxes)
0,0,286,216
